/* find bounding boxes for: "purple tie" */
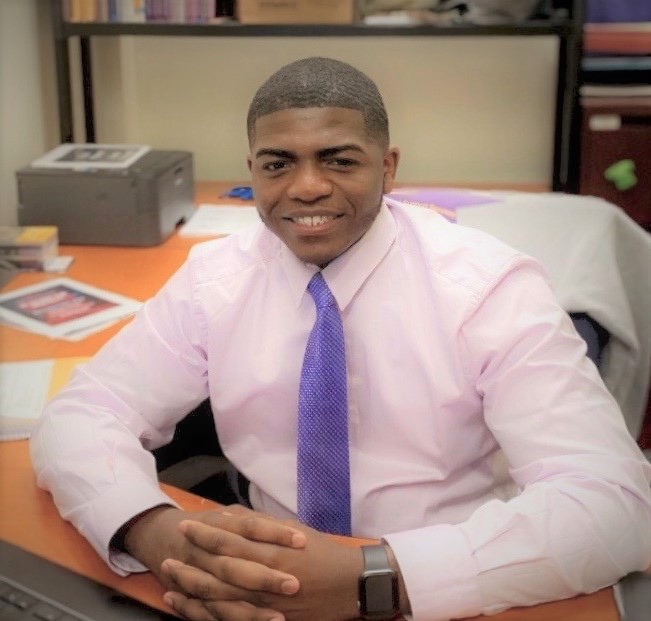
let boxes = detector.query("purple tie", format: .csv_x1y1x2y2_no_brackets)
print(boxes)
297,272,351,536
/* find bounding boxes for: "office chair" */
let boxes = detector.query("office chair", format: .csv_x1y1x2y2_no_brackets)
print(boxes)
153,400,245,505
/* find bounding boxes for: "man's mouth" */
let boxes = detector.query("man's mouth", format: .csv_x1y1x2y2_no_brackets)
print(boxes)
287,214,344,227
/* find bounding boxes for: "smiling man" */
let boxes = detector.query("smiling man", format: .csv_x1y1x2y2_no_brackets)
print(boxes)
31,58,651,621
246,62,398,269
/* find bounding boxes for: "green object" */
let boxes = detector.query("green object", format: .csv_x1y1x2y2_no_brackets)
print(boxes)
604,159,638,191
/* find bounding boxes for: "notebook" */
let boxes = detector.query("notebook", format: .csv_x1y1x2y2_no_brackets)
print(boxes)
0,539,176,620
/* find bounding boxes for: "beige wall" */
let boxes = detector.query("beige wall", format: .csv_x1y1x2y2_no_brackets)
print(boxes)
89,35,558,186
1,12,559,225
0,0,57,226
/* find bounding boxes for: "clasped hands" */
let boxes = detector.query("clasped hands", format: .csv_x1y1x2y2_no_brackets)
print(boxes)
124,504,365,621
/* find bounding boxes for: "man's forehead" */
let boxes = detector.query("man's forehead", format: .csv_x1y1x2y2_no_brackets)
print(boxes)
250,107,369,147
255,106,364,125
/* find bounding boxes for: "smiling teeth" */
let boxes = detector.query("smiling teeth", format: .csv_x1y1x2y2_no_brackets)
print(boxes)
294,215,333,226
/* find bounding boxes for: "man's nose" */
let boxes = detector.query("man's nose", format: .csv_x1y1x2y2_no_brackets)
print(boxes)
286,163,332,203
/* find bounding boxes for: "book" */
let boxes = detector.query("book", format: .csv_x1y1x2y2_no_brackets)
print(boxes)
117,0,146,22
0,226,59,270
0,357,89,441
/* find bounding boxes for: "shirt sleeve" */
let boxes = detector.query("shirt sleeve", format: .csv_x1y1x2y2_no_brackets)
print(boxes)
29,257,210,575
384,258,651,621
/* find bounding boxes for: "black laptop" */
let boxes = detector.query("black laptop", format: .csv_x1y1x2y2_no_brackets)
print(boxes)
0,539,176,620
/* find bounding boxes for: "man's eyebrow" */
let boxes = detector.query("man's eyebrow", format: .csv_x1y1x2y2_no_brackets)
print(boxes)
318,145,364,158
254,144,365,159
254,148,295,159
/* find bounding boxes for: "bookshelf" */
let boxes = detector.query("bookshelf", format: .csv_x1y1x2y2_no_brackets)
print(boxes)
50,0,584,193
579,22,651,230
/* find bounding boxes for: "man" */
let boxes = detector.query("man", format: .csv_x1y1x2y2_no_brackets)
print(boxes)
31,57,651,621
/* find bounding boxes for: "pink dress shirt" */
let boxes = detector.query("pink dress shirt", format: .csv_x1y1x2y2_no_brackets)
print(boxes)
30,199,651,621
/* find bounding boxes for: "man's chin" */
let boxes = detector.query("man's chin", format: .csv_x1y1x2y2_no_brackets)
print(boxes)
288,241,341,268
295,251,337,268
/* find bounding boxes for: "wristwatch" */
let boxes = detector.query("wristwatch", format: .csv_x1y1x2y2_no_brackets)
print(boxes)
358,544,400,620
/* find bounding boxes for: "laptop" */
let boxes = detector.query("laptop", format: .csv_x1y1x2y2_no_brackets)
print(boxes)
0,539,176,620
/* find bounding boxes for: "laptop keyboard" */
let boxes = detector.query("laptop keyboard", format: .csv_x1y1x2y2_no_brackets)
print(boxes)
0,540,176,621
0,576,85,620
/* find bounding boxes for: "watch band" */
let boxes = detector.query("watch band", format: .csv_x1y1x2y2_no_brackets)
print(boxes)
359,544,400,620
362,544,392,571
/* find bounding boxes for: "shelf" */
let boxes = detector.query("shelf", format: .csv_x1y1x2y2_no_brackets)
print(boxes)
60,19,576,38
50,0,583,193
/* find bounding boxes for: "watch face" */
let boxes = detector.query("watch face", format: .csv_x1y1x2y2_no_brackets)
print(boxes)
360,572,398,617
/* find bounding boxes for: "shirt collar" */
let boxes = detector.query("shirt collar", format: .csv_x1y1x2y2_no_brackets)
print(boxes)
279,201,397,310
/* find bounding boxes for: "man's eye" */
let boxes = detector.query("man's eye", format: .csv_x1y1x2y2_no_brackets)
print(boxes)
262,161,288,172
328,158,356,168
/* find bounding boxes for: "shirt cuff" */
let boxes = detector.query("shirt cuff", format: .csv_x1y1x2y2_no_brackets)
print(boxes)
384,524,482,621
73,483,180,576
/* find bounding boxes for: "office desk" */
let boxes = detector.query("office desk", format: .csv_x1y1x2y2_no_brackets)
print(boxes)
2,180,552,364
0,440,622,621
0,181,624,621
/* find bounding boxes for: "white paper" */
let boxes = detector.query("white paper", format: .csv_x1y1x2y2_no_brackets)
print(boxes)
0,360,52,440
0,360,51,420
30,143,150,170
179,204,261,237
0,357,89,440
43,255,75,272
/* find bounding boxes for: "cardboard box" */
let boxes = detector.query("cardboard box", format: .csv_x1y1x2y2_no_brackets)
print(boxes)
237,0,357,24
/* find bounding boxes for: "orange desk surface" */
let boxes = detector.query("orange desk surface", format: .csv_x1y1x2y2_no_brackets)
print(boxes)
1,180,621,621
0,440,620,621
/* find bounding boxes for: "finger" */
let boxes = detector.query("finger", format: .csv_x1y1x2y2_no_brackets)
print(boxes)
178,524,301,593
221,504,272,518
184,515,306,549
220,506,315,539
161,559,259,603
163,592,216,621
165,593,285,621
205,599,286,621
163,556,299,597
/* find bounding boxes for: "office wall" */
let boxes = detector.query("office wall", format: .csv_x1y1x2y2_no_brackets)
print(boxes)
0,0,57,226
0,17,559,225
89,35,558,186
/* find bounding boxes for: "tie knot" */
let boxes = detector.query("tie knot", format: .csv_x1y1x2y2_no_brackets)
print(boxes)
307,272,336,310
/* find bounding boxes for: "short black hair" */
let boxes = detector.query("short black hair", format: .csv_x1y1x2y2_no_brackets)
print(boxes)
247,57,389,147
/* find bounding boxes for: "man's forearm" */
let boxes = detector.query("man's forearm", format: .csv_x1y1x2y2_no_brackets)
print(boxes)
122,505,187,579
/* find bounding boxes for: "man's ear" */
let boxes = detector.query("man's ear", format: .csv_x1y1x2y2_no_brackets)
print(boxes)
246,155,253,172
382,147,400,194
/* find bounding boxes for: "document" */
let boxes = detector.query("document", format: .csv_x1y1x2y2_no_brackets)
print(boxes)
0,278,142,340
30,143,151,170
179,204,261,237
388,187,502,221
0,357,88,440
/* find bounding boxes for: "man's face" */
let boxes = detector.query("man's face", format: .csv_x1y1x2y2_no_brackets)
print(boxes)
247,107,399,267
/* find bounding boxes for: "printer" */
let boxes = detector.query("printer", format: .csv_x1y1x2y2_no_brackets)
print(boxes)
17,145,195,246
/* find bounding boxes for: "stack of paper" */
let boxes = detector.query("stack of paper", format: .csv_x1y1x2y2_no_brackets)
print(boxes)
0,225,59,270
179,204,261,237
0,277,142,341
0,357,89,440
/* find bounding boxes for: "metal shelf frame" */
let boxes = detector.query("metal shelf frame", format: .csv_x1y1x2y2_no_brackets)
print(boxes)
51,0,584,192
